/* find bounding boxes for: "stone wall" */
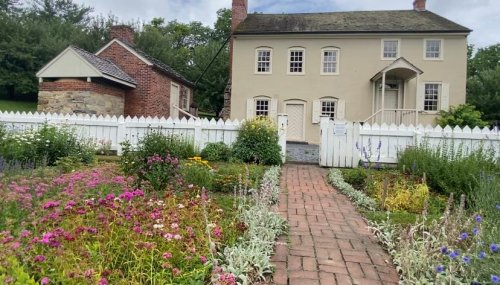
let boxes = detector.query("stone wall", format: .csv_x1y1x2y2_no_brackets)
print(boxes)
38,90,124,116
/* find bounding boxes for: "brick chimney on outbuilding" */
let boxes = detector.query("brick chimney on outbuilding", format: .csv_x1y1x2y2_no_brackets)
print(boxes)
413,0,426,11
109,25,135,44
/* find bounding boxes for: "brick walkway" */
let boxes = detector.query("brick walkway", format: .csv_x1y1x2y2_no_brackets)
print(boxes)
270,164,399,285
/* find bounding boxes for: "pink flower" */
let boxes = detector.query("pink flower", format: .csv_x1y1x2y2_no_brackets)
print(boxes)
99,278,108,285
40,277,50,285
11,241,20,250
162,252,172,259
43,201,60,209
105,193,115,201
119,191,134,201
200,256,207,264
84,269,94,279
40,232,55,244
174,234,182,240
171,223,179,230
164,233,173,241
34,255,46,262
213,227,222,238
172,268,181,276
20,230,31,238
133,189,144,197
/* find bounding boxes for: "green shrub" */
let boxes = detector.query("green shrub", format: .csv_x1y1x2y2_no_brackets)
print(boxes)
119,131,196,177
0,124,95,167
232,117,282,165
341,168,368,189
436,104,488,128
180,157,213,189
212,163,266,193
138,131,196,160
398,141,499,199
201,142,231,161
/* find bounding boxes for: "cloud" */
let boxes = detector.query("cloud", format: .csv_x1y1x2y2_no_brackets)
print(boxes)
74,0,499,48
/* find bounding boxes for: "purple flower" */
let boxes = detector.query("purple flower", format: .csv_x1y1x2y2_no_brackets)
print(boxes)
435,265,445,273
478,251,486,259
475,215,482,223
99,278,108,285
490,243,499,253
119,191,134,201
492,275,500,284
43,201,60,209
440,246,449,254
462,255,471,264
459,232,468,240
40,277,50,285
449,250,460,259
133,189,144,197
34,255,46,262
472,228,479,235
496,205,500,210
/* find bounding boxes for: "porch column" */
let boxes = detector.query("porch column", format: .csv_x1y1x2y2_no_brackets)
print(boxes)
381,71,386,123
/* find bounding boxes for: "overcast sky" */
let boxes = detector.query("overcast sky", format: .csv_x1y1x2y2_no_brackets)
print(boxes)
74,0,499,48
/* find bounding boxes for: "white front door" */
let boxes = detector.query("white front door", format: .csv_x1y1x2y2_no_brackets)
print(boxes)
170,83,179,118
286,103,305,142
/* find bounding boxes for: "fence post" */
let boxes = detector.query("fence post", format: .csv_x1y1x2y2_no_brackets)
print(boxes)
193,118,203,151
319,115,330,166
116,116,125,156
277,114,288,163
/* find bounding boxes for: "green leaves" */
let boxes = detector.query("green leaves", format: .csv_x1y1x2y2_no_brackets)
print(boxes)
436,104,488,128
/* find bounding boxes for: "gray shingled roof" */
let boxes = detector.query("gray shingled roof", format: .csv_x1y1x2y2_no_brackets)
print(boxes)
71,46,137,86
234,10,471,35
118,41,195,88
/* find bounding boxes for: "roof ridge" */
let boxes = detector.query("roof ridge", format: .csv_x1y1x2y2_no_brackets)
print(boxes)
250,9,415,16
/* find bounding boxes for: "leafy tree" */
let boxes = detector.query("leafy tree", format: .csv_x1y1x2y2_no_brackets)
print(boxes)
136,9,231,115
466,44,500,123
436,104,488,128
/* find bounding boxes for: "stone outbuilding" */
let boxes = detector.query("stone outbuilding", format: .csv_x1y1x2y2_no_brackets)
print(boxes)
36,25,195,118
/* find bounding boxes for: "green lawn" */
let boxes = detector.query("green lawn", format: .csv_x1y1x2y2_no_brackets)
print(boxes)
0,99,37,112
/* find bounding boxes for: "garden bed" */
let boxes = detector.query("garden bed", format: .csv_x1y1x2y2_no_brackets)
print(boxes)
328,142,500,284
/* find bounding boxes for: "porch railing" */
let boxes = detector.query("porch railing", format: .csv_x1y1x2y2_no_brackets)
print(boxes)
363,109,419,125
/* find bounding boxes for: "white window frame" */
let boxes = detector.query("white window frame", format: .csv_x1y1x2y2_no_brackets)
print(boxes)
255,48,272,74
320,98,337,118
381,39,400,60
255,97,270,117
320,48,340,75
181,89,190,111
287,47,306,75
423,83,441,112
424,39,443,60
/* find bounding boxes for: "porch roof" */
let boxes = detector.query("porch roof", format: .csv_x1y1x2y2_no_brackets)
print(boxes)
371,57,423,82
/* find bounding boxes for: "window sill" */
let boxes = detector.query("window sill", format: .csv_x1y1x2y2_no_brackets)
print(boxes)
320,73,339,76
287,73,305,76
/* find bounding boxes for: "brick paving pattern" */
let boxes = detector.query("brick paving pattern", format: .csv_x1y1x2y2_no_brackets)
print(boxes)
270,164,399,285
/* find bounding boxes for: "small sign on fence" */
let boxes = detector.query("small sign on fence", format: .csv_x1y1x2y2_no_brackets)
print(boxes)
333,122,347,135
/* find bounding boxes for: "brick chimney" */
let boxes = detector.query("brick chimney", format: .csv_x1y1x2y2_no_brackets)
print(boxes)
413,0,426,11
109,25,135,44
232,0,248,32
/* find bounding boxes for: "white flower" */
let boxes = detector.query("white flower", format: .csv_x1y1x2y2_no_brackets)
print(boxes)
177,204,185,209
153,224,164,229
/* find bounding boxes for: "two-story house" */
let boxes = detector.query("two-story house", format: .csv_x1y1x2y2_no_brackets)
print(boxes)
228,0,471,144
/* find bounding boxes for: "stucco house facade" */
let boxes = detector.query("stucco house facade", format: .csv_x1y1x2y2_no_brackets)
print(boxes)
228,0,471,144
36,26,195,118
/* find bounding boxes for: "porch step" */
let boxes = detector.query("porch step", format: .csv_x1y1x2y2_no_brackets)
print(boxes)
286,143,319,164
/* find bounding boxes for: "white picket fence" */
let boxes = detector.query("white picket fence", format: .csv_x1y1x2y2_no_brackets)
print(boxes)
0,111,289,159
319,116,500,168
